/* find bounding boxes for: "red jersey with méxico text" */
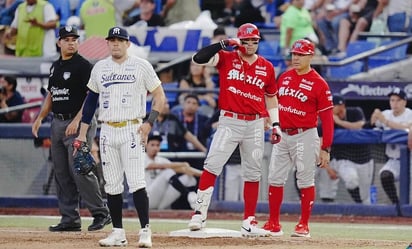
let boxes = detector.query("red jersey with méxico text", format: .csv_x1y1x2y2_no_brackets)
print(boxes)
277,68,333,129
216,50,277,116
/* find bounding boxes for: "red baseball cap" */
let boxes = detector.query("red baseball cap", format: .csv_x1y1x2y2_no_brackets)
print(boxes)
291,39,315,55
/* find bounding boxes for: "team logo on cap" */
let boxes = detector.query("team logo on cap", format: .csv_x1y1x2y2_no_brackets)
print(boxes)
112,27,121,35
246,28,254,34
294,42,303,49
65,26,73,32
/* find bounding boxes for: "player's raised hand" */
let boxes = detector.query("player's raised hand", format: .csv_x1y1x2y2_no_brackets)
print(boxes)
223,38,246,53
270,124,281,144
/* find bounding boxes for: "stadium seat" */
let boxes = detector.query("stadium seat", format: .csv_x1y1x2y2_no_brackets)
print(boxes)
346,41,376,57
368,41,408,69
258,40,280,58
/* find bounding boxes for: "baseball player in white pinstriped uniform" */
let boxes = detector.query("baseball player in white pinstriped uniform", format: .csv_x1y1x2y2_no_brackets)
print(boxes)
76,27,166,248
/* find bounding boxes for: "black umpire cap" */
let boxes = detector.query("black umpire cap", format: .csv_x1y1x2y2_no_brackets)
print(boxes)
332,95,345,106
388,88,407,100
59,25,80,40
106,26,129,41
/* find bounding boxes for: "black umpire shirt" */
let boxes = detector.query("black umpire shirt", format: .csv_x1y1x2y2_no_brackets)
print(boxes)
48,53,92,115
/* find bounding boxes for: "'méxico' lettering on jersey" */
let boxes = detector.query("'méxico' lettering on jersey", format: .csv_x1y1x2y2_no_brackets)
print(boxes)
101,73,136,87
278,76,313,102
226,67,265,89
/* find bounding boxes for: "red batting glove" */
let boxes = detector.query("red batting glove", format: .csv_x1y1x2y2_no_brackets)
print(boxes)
270,125,281,144
224,38,246,53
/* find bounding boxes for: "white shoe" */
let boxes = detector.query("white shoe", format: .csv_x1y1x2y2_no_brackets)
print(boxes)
187,192,197,210
138,224,152,248
99,228,128,247
241,216,271,237
188,211,206,231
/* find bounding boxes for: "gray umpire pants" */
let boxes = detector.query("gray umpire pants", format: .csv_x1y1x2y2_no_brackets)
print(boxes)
50,117,108,224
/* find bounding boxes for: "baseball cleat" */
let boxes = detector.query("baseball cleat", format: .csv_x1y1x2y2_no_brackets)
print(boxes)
188,211,206,231
262,221,284,236
138,224,152,248
99,228,128,247
241,216,271,237
291,223,311,238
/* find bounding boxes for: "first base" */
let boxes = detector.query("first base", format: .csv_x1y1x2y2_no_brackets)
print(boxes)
169,228,242,238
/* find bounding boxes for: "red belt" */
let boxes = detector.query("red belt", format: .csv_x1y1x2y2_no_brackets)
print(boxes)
281,127,311,136
223,111,260,121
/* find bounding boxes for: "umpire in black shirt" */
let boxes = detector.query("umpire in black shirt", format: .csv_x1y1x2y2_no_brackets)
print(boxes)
32,26,111,232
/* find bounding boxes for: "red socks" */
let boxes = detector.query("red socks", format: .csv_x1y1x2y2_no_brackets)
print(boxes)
198,170,217,190
268,185,283,224
299,186,315,225
243,181,259,219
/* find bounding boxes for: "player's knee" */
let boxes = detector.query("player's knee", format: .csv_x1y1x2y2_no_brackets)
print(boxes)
344,176,359,190
380,170,394,184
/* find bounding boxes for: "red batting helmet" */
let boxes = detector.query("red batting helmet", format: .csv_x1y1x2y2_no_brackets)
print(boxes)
291,39,315,55
237,23,260,39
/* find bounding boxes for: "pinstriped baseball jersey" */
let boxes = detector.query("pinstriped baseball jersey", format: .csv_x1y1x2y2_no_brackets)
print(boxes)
88,55,161,122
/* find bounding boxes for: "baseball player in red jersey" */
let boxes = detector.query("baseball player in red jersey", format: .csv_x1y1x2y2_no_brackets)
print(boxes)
262,39,334,238
188,23,281,237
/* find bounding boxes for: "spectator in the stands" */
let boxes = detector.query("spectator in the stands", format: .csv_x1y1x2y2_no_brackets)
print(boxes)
151,101,207,154
370,88,412,216
336,0,382,54
0,0,23,25
161,0,200,26
48,0,71,27
279,0,318,56
79,0,139,38
316,0,351,55
230,0,266,27
0,75,24,122
79,0,116,38
3,0,58,58
123,0,165,27
171,94,210,148
178,61,217,110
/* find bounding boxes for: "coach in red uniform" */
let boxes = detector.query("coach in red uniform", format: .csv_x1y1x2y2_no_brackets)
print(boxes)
263,39,334,238
187,23,281,237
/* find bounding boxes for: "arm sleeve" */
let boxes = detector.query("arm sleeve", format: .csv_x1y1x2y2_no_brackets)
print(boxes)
319,108,334,149
192,43,223,64
81,91,99,124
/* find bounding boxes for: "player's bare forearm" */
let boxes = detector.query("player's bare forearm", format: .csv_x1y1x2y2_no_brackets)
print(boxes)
76,122,90,142
32,93,52,137
150,85,167,114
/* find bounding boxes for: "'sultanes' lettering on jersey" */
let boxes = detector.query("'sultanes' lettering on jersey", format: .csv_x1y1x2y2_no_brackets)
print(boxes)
226,69,265,89
101,73,136,87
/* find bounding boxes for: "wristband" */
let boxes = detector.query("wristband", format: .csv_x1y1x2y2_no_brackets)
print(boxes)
146,110,159,126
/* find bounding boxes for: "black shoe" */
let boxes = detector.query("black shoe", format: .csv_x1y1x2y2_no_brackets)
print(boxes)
88,215,112,231
49,222,81,232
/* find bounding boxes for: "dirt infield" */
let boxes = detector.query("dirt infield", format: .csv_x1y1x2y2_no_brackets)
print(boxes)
0,228,408,249
1,208,412,249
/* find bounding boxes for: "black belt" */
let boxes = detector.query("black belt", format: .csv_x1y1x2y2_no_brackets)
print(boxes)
53,113,76,121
